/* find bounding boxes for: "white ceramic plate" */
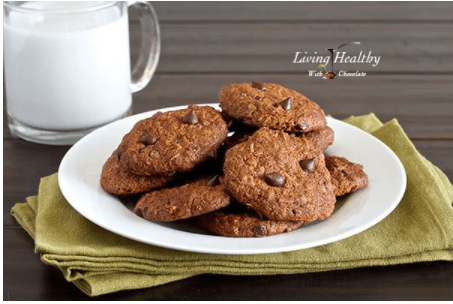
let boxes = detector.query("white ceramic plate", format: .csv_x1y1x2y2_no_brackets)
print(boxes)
58,104,406,255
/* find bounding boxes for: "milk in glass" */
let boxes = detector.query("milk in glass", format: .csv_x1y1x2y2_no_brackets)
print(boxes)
4,1,132,130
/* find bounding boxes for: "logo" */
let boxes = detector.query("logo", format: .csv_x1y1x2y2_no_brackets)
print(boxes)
292,42,381,79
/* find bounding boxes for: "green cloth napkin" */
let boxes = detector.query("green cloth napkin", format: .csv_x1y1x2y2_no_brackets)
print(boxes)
11,114,453,297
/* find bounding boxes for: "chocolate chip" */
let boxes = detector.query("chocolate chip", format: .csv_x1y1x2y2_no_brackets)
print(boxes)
140,132,158,145
254,96,263,101
276,97,292,110
297,123,308,131
252,225,267,236
251,82,266,91
264,172,285,187
206,175,220,187
182,109,198,125
300,158,316,173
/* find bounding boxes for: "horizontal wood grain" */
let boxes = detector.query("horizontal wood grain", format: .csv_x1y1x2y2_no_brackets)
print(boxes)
5,74,452,140
127,23,453,73
3,142,71,225
150,2,453,22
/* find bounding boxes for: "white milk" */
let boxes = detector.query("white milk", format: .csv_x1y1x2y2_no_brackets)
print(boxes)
4,2,132,130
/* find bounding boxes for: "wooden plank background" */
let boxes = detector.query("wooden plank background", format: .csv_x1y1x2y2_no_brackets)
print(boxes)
151,2,453,22
143,23,453,73
3,1,453,300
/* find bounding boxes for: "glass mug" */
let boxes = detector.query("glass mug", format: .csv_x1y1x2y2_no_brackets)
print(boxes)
3,1,160,145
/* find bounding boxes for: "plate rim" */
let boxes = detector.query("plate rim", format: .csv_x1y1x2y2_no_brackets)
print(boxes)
58,103,407,255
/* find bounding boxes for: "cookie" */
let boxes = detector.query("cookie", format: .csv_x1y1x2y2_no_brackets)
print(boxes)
224,130,255,151
197,208,306,237
221,112,258,133
117,104,228,176
290,126,334,151
223,128,336,222
219,82,326,133
100,151,174,195
134,175,231,222
325,156,368,196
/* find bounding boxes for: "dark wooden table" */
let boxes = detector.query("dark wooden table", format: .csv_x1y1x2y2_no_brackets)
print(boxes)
4,2,453,300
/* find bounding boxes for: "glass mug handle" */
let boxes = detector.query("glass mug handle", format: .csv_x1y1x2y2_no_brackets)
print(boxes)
127,1,161,93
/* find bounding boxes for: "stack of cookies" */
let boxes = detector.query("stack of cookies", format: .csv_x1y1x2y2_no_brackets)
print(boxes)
101,82,368,237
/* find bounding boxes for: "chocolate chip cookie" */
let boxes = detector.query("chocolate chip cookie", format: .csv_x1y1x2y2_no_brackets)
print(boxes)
134,175,231,222
219,82,326,133
197,208,307,237
290,126,335,151
100,151,174,195
224,130,255,151
325,156,369,196
223,128,336,222
117,104,228,176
